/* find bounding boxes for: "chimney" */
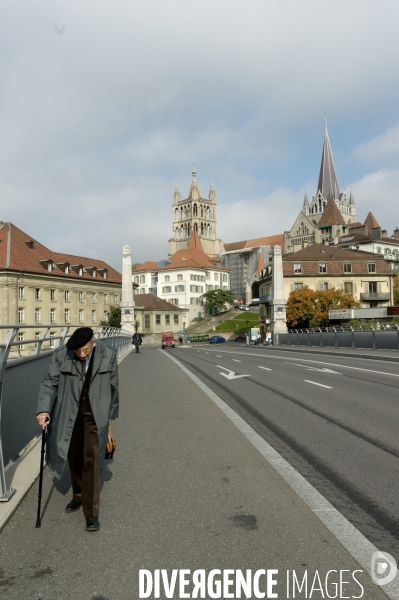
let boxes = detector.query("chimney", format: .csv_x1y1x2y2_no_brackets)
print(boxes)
393,227,399,240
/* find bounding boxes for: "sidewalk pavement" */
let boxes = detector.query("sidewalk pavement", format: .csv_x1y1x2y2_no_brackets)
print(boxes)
0,347,394,599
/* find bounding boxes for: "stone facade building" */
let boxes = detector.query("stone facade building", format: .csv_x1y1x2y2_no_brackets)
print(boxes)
168,169,224,258
133,294,186,344
0,222,122,343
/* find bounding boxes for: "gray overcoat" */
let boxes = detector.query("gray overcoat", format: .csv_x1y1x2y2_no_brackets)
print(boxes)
37,341,119,478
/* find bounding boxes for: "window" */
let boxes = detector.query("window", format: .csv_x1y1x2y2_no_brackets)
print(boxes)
164,275,170,282
190,297,201,305
222,274,228,282
384,248,390,255
64,290,70,302
50,289,56,301
18,332,24,349
134,276,139,284
319,282,329,291
140,275,146,284
35,288,41,300
145,315,150,329
294,283,303,290
35,332,40,340
103,310,107,321
165,315,170,325
79,292,84,302
318,263,327,274
206,272,211,280
214,273,218,281
79,309,84,323
18,286,24,299
35,308,41,324
368,282,378,294
177,274,183,281
64,309,70,323
65,265,70,274
343,263,352,273
79,267,83,276
294,263,302,274
50,308,56,323
223,286,228,290
206,285,213,291
368,263,376,273
47,263,53,272
92,293,97,303
376,246,381,254
174,315,179,324
190,285,203,293
162,286,172,293
92,268,97,278
103,271,107,279
140,288,145,294
92,310,97,323
344,282,353,293
175,285,185,292
114,295,119,304
18,308,24,323
49,333,55,348
104,294,108,304
156,314,161,325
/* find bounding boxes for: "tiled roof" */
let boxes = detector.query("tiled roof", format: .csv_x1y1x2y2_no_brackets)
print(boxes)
160,229,229,271
255,252,265,274
132,261,159,273
224,234,284,252
348,222,364,229
0,222,121,282
364,211,380,231
133,294,184,311
318,198,346,227
282,243,392,275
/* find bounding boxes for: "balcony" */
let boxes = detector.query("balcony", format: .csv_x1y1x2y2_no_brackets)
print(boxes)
259,295,272,304
360,292,390,302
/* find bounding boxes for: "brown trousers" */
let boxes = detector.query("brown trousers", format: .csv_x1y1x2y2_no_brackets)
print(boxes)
68,391,100,519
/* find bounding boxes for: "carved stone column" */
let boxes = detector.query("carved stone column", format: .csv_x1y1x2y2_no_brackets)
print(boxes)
120,245,135,334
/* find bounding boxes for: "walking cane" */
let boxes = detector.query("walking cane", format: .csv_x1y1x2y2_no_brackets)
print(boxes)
35,419,48,528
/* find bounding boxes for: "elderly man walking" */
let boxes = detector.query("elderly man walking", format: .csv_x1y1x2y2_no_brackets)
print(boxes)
36,327,119,532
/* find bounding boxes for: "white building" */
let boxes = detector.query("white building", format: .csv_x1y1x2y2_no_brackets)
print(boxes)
133,229,230,323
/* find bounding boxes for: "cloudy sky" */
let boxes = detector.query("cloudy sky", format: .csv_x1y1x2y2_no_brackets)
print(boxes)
1,0,399,270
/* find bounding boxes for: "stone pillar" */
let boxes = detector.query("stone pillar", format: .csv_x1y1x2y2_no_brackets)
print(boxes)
245,282,252,305
120,245,135,334
271,245,287,344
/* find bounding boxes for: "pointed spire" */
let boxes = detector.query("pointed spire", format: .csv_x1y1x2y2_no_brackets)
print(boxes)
364,211,380,231
317,115,340,200
303,188,309,208
173,183,181,204
209,182,216,203
188,166,200,200
318,197,346,227
349,187,355,206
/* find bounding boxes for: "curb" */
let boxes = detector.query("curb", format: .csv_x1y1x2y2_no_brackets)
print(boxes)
257,345,399,363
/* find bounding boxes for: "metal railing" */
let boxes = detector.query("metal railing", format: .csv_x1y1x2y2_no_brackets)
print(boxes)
0,325,132,501
279,325,399,351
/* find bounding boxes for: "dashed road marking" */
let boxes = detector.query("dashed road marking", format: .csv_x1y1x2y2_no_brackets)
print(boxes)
305,380,332,389
258,366,272,371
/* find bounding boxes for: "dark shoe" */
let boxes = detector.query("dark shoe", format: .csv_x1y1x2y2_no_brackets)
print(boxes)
86,516,100,532
65,500,82,513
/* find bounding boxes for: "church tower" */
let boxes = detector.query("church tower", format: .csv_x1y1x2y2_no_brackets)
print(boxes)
168,169,224,257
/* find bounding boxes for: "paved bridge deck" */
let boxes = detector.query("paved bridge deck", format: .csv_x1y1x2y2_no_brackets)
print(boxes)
0,348,390,599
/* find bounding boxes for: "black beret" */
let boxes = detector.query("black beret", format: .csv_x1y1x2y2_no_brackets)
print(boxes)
66,327,94,350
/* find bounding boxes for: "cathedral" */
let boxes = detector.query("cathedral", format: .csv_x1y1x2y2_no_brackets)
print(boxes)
168,169,224,257
284,120,357,253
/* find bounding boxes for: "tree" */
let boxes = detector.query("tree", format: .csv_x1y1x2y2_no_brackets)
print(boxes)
286,286,360,328
394,274,399,305
200,289,235,314
134,317,141,333
100,305,121,328
131,263,142,271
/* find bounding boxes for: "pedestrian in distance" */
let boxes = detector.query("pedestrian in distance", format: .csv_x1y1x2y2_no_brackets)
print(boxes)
132,331,142,353
36,327,119,532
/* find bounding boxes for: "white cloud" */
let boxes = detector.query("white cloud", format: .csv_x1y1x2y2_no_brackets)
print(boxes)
353,124,399,168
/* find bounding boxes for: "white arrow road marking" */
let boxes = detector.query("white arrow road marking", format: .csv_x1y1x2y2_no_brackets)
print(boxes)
286,362,341,374
232,359,241,362
216,365,249,380
305,380,332,389
258,366,272,371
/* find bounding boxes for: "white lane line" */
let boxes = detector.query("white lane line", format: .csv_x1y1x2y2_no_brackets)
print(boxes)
205,352,209,354
305,380,332,389
216,355,223,358
196,351,201,353
258,366,272,371
232,359,241,362
161,349,397,599
206,350,399,377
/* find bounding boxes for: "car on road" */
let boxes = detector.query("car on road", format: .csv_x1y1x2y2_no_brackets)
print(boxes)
161,332,175,349
238,305,250,311
235,334,246,341
209,335,225,344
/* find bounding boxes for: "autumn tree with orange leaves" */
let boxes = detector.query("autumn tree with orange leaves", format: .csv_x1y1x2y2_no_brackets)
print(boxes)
286,286,360,328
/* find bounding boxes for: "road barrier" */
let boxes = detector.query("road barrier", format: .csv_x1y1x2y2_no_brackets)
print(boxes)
279,326,399,351
0,325,132,502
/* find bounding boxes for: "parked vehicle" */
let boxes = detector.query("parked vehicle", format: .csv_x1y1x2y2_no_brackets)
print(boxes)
161,332,175,349
239,305,250,311
209,335,225,344
235,334,246,341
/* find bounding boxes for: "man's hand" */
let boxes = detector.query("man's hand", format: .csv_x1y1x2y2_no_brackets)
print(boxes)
36,412,50,430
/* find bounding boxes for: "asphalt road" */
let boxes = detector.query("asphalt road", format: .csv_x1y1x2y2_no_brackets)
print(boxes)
0,346,394,599
173,343,399,562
